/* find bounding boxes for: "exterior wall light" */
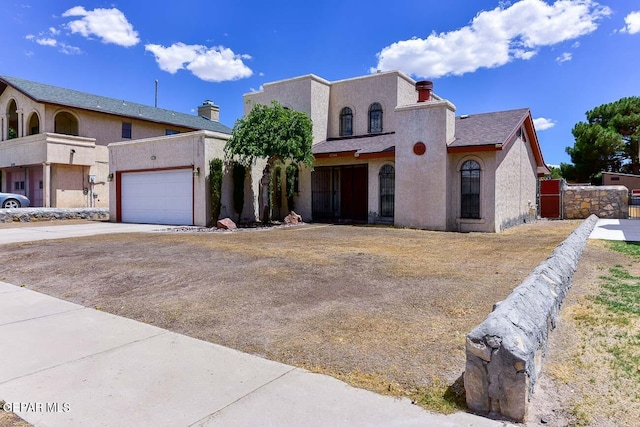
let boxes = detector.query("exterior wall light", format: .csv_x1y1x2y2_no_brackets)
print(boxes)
107,173,114,182
193,167,200,177
150,155,157,160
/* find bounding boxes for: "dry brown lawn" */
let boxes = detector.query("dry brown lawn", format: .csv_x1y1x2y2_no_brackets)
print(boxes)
0,219,593,421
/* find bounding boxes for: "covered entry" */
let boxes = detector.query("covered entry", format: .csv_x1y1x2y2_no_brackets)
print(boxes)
312,164,368,222
119,168,193,225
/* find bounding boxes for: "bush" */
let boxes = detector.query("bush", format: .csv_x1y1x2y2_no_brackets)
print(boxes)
273,165,282,210
286,164,298,211
232,163,246,221
209,158,223,223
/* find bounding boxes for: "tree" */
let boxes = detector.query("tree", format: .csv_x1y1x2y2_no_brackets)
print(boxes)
566,97,640,182
225,101,313,222
547,165,563,179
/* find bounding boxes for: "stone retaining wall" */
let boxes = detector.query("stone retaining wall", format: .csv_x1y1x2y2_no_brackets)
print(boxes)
563,185,628,219
464,215,598,422
0,208,109,223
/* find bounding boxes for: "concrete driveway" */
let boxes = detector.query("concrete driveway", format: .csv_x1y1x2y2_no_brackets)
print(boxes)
0,222,174,244
589,219,640,241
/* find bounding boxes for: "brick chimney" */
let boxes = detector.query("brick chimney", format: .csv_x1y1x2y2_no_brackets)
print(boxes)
198,100,220,121
416,81,433,102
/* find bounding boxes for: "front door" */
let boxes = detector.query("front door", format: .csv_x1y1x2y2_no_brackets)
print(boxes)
312,165,368,223
29,168,44,207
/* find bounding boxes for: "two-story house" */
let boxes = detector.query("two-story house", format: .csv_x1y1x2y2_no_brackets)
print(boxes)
245,71,549,232
0,76,231,212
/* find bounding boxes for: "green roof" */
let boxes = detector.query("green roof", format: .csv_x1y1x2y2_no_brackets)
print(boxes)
0,75,232,135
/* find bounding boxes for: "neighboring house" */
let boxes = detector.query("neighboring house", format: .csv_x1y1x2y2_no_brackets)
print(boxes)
0,76,232,215
602,172,640,192
246,71,550,232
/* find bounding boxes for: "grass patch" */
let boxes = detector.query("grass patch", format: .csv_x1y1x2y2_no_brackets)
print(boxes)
607,241,640,258
563,241,640,424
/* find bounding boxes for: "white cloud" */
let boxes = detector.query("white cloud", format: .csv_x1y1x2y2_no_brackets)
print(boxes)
25,34,34,40
59,43,83,55
36,38,57,46
62,6,139,47
533,117,556,130
145,42,253,82
373,0,611,78
621,11,640,34
556,52,572,63
49,27,60,36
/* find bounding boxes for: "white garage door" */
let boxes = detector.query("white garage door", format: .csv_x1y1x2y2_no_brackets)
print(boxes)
121,169,193,225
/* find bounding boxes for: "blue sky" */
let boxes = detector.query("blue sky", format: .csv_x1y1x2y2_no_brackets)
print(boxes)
1,0,639,166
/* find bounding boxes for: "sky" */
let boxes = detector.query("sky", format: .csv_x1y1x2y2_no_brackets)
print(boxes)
1,0,639,166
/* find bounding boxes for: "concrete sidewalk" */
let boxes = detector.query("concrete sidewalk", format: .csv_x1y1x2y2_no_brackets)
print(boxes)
589,218,640,241
0,222,174,244
0,282,508,427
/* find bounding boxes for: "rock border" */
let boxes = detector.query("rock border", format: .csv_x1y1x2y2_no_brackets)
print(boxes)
0,208,109,223
464,215,599,422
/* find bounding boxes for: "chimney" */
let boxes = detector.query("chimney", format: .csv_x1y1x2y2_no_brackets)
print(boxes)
416,81,433,102
198,100,220,121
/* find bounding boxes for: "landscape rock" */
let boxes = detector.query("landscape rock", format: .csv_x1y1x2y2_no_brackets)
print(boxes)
216,217,237,230
284,211,303,224
0,207,109,223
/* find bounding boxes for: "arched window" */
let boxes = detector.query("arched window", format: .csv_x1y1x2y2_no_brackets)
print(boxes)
339,107,353,136
27,112,40,135
461,160,481,219
54,112,79,136
7,100,18,139
368,102,383,133
379,164,395,218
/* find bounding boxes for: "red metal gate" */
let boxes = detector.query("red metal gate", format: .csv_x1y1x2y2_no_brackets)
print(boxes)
540,179,562,219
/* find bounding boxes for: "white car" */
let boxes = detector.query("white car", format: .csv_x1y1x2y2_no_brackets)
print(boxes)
0,192,31,208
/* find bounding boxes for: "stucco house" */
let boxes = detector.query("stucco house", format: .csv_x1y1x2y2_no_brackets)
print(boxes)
245,71,550,232
0,76,233,216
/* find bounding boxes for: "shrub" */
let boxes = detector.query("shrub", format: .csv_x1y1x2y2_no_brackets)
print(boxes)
232,162,246,221
273,165,282,210
286,164,298,211
209,158,223,223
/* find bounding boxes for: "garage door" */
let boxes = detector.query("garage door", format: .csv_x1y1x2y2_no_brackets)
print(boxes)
121,169,193,225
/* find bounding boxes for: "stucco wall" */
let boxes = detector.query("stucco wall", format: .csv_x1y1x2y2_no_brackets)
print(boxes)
602,172,640,192
394,100,456,230
244,75,330,144
494,135,538,231
327,72,415,138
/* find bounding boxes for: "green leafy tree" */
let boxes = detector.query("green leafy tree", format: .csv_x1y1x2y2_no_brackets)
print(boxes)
225,101,313,222
547,165,563,179
566,97,640,182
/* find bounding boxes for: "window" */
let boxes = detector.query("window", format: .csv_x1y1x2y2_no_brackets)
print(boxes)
122,122,132,139
165,129,179,135
14,181,25,191
379,164,395,218
339,107,353,136
368,103,383,133
461,160,481,219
